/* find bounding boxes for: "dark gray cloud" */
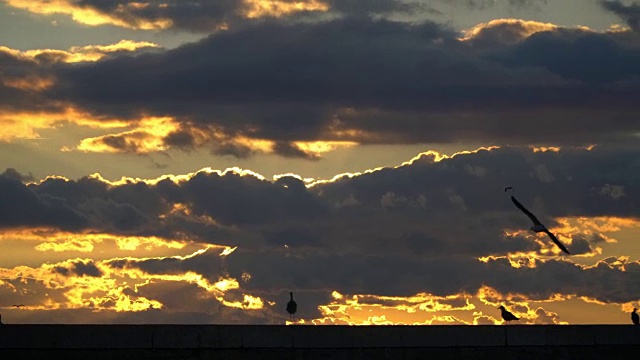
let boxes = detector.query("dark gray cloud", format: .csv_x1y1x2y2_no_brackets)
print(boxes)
2,145,637,249
488,29,640,85
438,0,548,10
1,168,34,183
0,51,64,114
53,260,104,277
42,18,638,155
106,245,640,321
324,0,419,16
601,0,640,31
0,173,88,231
2,145,639,322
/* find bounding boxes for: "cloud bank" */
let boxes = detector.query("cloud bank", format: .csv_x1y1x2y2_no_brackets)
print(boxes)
1,146,638,323
1,17,638,157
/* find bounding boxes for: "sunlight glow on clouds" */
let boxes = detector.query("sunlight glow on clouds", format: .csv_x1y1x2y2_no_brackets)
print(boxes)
243,0,329,18
6,0,173,30
75,117,178,154
293,141,358,157
0,107,130,141
459,18,561,43
1,75,54,91
0,228,187,253
5,0,330,31
1,40,160,64
72,117,358,157
1,0,638,328
0,247,265,313
314,289,570,325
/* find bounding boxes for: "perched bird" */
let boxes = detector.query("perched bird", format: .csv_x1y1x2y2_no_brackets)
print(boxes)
632,308,639,325
505,187,570,255
499,305,519,323
286,292,297,322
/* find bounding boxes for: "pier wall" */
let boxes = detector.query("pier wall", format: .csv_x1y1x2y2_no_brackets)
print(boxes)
1,324,639,359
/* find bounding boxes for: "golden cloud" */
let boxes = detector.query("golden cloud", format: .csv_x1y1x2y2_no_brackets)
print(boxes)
35,239,96,253
2,75,55,91
243,0,329,18
74,116,179,153
0,228,186,253
1,40,159,64
313,290,570,325
400,146,501,167
73,119,356,158
6,0,172,30
316,291,477,325
459,18,561,42
496,216,640,259
0,106,132,142
6,0,331,31
0,247,264,313
76,166,269,191
531,146,561,153
309,146,500,188
293,141,359,158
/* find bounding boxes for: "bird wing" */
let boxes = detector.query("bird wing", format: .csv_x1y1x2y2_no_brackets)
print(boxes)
510,196,542,225
502,309,518,320
543,229,571,255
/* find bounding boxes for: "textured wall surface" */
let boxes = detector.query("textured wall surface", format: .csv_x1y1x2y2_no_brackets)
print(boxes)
1,324,639,359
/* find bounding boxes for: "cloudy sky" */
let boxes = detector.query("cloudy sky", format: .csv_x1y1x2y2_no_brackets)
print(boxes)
0,0,638,325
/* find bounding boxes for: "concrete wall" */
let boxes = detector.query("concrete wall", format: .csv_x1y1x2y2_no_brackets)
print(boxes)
1,325,639,359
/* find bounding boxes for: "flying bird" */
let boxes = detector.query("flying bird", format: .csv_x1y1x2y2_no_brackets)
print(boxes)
12,304,25,308
499,305,519,323
632,308,639,325
505,187,570,255
286,292,297,322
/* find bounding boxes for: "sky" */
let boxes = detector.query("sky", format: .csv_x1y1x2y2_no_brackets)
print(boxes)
0,0,638,325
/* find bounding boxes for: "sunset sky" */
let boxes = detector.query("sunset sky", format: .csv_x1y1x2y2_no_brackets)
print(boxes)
0,0,638,325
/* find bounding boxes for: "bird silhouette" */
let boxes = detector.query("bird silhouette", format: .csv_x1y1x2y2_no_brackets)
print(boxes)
11,304,25,308
632,308,639,325
505,187,570,254
499,305,519,323
286,292,297,322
